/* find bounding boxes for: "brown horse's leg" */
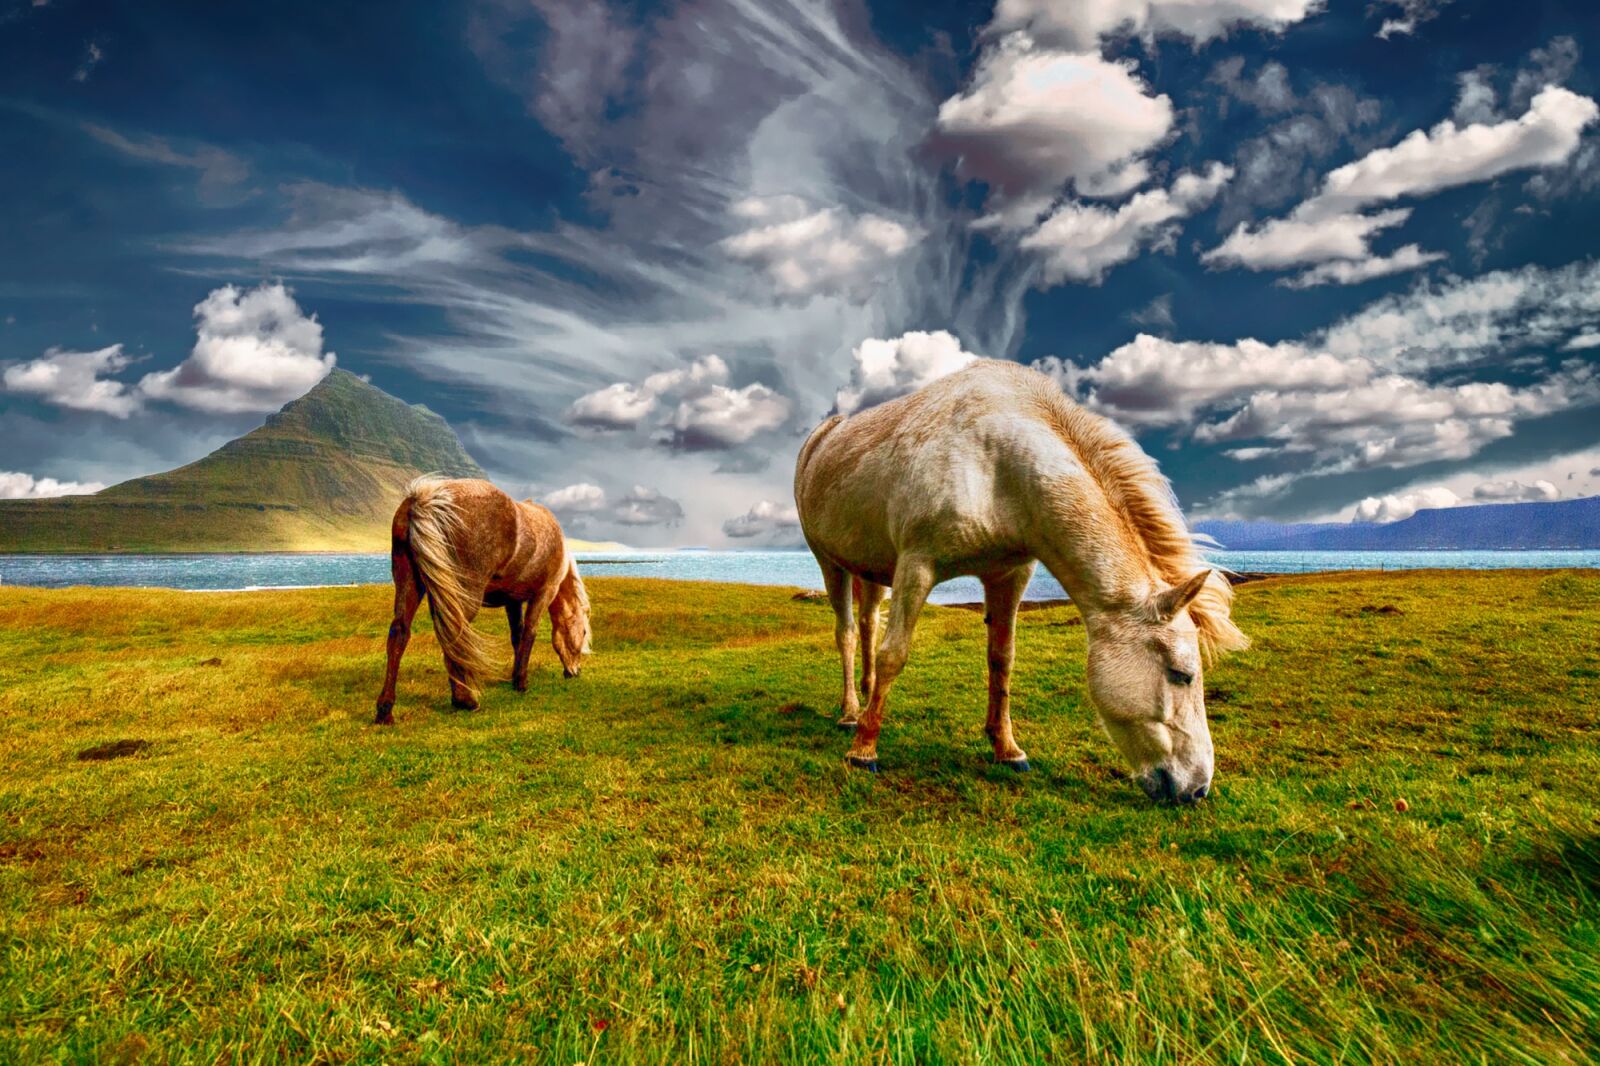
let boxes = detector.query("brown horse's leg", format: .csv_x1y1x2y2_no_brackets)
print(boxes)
513,584,558,692
856,579,888,699
506,601,524,654
375,547,422,724
846,557,935,771
820,562,859,727
982,565,1033,770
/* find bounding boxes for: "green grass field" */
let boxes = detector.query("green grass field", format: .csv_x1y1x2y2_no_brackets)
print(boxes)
2,571,1598,1064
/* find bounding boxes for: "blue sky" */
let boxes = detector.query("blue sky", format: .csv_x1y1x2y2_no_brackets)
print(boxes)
2,0,1599,544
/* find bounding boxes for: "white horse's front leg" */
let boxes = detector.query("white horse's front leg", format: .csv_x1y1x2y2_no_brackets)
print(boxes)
819,562,859,726
846,556,936,772
856,579,888,700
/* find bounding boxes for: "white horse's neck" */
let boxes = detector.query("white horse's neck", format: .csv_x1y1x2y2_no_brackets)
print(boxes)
1030,478,1157,619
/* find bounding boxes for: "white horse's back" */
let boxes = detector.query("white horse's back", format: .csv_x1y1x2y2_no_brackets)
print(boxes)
795,360,1079,583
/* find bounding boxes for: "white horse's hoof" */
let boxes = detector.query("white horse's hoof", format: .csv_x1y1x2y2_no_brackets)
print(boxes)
837,716,860,730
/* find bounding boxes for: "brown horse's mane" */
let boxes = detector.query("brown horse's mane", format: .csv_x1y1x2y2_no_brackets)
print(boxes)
1024,371,1249,661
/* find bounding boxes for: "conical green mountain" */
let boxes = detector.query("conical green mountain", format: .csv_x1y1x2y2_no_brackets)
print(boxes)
0,369,486,552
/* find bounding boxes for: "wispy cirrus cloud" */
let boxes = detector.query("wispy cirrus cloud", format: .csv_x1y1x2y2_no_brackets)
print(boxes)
175,0,1036,545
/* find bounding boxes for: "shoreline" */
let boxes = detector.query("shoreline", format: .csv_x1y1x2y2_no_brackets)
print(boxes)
942,572,1279,613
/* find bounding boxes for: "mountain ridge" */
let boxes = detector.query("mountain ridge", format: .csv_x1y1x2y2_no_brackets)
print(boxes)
1195,496,1600,551
0,369,488,553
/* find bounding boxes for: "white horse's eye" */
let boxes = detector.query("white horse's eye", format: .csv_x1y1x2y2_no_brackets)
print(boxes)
1167,667,1193,686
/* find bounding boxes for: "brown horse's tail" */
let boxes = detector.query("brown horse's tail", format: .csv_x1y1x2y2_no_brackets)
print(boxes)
549,548,592,676
403,476,498,698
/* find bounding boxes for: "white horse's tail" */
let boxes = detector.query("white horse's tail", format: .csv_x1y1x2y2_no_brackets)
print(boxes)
403,477,498,697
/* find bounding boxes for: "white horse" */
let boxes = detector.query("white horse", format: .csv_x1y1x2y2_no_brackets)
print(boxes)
793,360,1247,804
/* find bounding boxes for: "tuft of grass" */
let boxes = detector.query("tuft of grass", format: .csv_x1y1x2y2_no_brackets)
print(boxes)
1,570,1597,1063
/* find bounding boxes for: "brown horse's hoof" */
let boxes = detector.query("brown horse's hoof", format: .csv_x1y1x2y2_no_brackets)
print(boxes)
451,697,479,711
846,755,879,773
374,703,394,725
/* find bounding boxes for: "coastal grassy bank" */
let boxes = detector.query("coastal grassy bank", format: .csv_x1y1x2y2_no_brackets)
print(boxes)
1,571,1597,1063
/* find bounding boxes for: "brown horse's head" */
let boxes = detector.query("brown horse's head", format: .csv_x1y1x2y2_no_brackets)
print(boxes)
550,558,592,677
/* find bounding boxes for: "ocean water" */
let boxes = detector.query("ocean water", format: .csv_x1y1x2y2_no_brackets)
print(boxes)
1,549,1596,605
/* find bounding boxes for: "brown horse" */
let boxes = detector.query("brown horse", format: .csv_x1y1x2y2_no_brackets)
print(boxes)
374,477,591,724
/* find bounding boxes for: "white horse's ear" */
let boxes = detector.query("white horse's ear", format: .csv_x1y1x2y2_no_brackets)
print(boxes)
1154,570,1211,621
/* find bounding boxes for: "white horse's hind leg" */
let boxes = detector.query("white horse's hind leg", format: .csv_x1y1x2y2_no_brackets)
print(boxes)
856,579,888,699
846,557,936,771
820,562,860,727
982,565,1033,771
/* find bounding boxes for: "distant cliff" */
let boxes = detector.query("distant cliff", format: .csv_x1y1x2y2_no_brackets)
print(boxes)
0,369,485,552
1195,496,1600,551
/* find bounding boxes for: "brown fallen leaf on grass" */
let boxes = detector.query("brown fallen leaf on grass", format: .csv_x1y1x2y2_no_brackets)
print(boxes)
1394,798,1410,812
835,993,848,1012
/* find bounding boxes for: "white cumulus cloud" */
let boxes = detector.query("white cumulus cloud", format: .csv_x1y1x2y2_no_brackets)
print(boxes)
1282,244,1447,288
723,499,801,539
566,354,792,450
1042,260,1600,505
0,471,107,499
610,485,685,526
3,344,141,417
1353,487,1460,522
1206,86,1599,283
720,198,917,301
541,482,608,512
138,283,336,413
1472,478,1559,502
541,482,684,527
935,35,1174,225
990,0,1324,49
566,383,655,430
1021,163,1232,285
835,330,980,415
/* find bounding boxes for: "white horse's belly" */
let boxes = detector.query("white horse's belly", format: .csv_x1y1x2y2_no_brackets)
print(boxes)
801,451,1030,584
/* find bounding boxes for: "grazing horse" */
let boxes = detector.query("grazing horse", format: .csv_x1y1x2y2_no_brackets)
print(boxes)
794,360,1247,804
374,477,591,724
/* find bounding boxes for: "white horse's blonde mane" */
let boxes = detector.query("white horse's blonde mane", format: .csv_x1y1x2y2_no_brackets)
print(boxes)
1024,373,1249,661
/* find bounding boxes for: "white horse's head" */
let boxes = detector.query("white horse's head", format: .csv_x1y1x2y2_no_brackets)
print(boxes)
1085,570,1216,805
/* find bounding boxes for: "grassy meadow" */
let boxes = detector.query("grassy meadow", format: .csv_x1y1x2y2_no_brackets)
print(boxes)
1,570,1598,1063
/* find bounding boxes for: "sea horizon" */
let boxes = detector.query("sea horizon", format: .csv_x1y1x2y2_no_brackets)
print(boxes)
4,548,1597,605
